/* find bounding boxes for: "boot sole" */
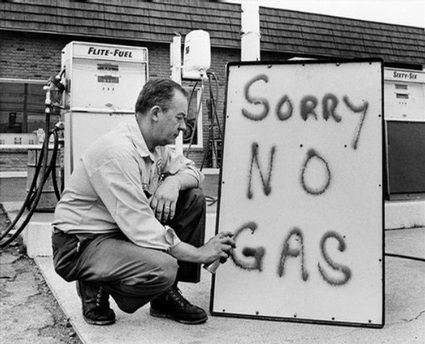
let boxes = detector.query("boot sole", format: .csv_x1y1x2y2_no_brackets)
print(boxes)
83,315,116,326
150,308,207,325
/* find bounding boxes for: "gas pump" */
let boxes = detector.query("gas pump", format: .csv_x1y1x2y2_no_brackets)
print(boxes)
384,68,425,197
61,41,148,184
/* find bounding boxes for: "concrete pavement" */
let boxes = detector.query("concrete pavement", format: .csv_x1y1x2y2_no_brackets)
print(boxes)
1,176,424,343
33,216,425,344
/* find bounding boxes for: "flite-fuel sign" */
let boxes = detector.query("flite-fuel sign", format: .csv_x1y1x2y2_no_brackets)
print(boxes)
211,59,384,327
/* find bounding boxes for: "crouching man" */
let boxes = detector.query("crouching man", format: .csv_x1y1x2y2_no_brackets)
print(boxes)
52,79,235,325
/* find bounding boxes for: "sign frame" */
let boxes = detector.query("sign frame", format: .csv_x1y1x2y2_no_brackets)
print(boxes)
210,58,385,328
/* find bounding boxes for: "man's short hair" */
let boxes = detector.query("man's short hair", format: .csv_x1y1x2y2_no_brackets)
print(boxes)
135,79,188,114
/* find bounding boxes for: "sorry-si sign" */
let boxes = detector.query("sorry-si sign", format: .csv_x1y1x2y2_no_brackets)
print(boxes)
211,60,384,327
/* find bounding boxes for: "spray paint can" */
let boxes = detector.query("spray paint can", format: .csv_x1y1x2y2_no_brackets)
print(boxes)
203,259,222,274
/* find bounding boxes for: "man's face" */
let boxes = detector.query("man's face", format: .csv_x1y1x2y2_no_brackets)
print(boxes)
156,90,188,146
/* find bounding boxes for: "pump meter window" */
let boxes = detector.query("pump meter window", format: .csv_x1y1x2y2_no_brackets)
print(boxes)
97,63,120,84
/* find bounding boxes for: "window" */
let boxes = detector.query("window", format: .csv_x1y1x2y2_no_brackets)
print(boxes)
0,79,60,134
395,84,408,90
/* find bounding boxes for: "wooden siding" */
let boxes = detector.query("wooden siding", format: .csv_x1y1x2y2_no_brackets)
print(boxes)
0,0,424,67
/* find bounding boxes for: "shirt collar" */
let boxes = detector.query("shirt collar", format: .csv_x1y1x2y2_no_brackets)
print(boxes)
127,115,156,160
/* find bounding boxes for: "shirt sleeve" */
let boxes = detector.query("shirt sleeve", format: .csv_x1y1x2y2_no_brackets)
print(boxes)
84,154,181,251
162,147,205,185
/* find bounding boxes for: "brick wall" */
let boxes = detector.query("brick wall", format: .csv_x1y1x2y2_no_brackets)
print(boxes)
0,148,29,172
0,32,65,79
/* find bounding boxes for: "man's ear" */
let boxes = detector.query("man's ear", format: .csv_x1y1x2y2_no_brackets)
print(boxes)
150,106,161,122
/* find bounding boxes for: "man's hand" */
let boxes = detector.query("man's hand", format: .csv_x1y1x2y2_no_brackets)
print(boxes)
150,173,199,223
199,232,236,264
169,232,236,264
150,178,180,223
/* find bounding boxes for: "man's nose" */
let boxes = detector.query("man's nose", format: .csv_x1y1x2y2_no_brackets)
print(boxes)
179,120,187,131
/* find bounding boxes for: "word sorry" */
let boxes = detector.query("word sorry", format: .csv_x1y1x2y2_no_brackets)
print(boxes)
242,74,369,150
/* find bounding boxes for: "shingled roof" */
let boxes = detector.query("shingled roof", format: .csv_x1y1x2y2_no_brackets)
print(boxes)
259,6,425,68
0,0,241,48
0,0,424,68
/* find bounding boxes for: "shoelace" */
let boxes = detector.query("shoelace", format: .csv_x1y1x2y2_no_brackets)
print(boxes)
168,287,191,309
95,286,110,308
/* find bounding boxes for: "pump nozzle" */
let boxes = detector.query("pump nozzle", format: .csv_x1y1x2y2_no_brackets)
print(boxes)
49,75,65,93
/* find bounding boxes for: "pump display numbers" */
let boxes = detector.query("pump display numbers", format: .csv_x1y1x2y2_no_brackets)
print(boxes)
211,60,384,327
97,64,120,84
98,76,119,84
97,63,119,72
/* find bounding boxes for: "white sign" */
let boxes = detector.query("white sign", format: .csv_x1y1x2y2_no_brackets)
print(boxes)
384,68,425,84
211,60,384,327
70,41,148,62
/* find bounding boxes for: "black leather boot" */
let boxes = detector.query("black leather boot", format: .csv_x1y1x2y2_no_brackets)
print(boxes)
76,280,116,325
150,285,207,324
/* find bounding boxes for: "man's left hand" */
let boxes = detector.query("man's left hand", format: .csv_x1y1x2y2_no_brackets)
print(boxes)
150,178,180,223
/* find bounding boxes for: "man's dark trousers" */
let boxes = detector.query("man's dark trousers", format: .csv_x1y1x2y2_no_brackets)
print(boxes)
52,188,206,313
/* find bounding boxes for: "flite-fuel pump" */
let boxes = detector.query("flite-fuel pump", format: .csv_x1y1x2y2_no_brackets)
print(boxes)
61,41,148,184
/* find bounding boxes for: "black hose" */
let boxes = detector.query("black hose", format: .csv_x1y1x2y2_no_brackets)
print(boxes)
0,73,65,247
26,130,61,207
184,82,199,158
200,73,222,171
0,96,62,248
207,72,222,139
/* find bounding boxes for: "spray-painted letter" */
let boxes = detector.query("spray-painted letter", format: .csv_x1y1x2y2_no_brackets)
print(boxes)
231,222,266,271
247,142,276,199
242,74,270,121
322,93,342,122
277,227,309,281
343,96,368,150
276,95,293,120
318,231,352,286
300,149,331,195
300,95,318,121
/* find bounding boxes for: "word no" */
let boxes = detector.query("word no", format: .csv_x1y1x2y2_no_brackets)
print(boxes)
248,142,331,197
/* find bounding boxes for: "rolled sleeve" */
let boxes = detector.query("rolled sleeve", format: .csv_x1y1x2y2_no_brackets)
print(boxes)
163,148,204,186
164,226,181,251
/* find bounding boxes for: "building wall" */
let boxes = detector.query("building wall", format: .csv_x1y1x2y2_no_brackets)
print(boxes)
0,147,28,172
0,32,65,79
1,31,255,169
0,30,291,170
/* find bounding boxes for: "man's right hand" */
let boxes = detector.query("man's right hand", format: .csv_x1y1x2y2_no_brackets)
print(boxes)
168,232,236,264
199,232,236,264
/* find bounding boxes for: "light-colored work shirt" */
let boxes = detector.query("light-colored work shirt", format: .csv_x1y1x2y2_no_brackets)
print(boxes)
52,116,204,251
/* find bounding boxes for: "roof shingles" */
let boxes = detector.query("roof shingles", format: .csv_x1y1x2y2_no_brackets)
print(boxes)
0,0,423,67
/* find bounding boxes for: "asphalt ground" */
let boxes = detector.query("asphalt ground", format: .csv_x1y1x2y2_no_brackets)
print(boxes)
0,204,81,344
